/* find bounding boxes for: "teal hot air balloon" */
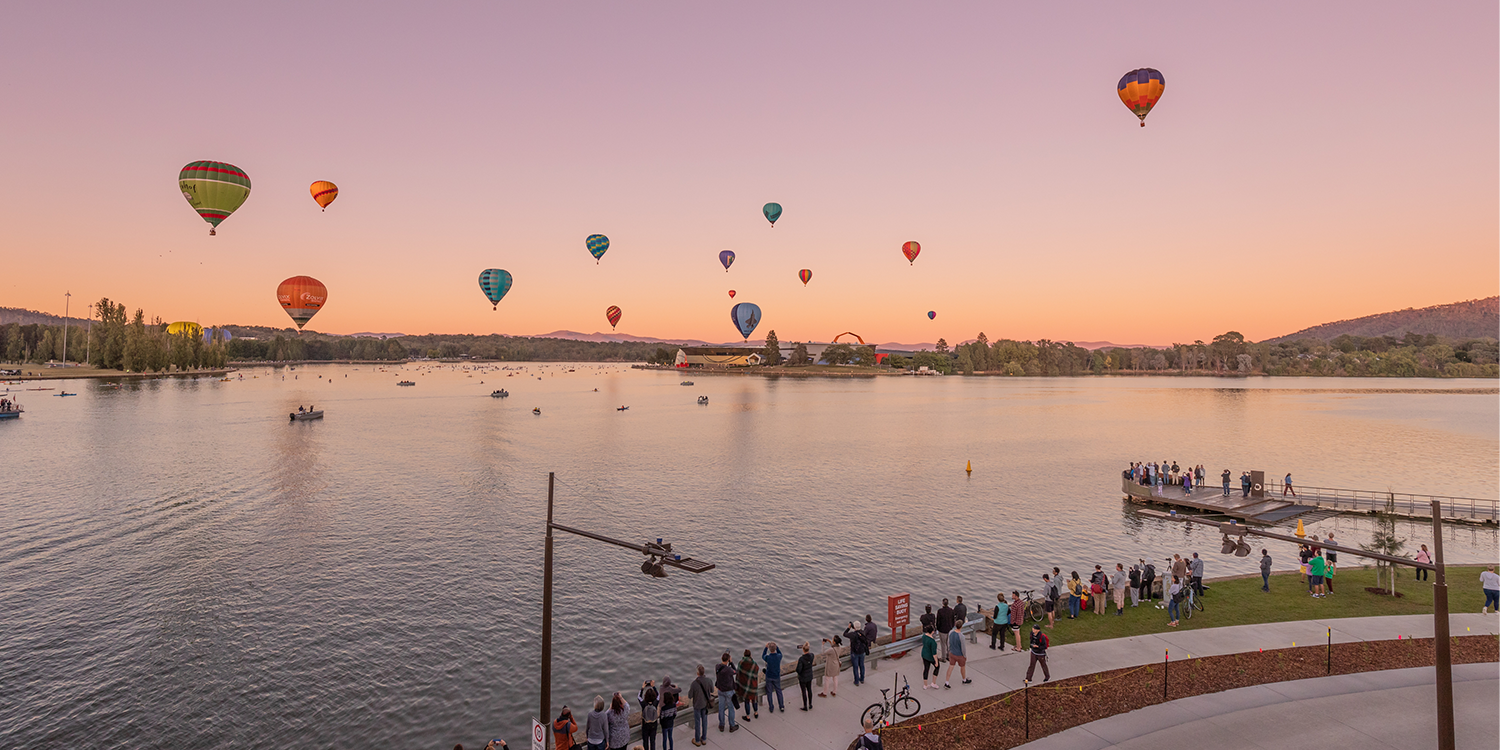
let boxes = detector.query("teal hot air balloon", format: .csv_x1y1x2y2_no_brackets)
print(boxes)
478,269,514,310
586,234,610,263
763,203,782,227
719,250,735,272
928,311,937,320
730,302,761,340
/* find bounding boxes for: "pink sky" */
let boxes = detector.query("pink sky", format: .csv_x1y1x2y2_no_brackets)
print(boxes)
4,1,1496,344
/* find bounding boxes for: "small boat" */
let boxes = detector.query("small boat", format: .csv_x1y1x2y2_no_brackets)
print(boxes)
290,409,324,421
491,389,509,398
697,396,709,404
680,381,694,386
617,406,629,411
397,380,416,386
0,399,23,420
54,392,77,397
532,407,542,415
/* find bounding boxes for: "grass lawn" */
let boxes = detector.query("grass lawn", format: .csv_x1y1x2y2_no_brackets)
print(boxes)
1022,565,1494,649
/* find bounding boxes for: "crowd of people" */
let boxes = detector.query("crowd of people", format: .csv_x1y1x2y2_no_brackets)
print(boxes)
1124,461,1293,499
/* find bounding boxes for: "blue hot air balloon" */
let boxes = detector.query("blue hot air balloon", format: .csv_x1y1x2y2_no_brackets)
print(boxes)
586,234,610,263
730,302,761,340
763,202,782,226
719,250,735,272
928,311,936,320
478,269,514,309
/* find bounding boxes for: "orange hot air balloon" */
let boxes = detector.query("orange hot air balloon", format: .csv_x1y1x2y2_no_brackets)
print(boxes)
277,276,328,331
728,290,736,298
902,241,921,265
605,305,622,330
309,181,339,210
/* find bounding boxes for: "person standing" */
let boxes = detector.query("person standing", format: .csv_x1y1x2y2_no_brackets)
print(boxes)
920,625,939,689
1066,572,1083,620
1042,573,1058,627
795,643,815,711
1140,559,1156,603
1481,566,1500,614
919,604,935,632
843,621,869,686
1024,625,1051,682
1325,532,1339,577
1111,563,1128,616
854,717,884,750
1241,471,1252,497
1308,547,1326,598
586,696,608,750
736,649,761,721
1415,545,1432,581
1127,562,1142,607
935,599,955,662
985,594,1001,649
1283,472,1296,497
714,653,739,733
863,615,879,652
1171,554,1187,585
687,665,713,746
1221,469,1232,497
1008,591,1026,652
658,677,681,750
817,637,842,696
553,707,578,750
944,615,970,688
1090,565,1106,615
1190,553,1205,597
953,595,968,627
761,643,785,713
1260,549,1273,592
1166,577,1182,627
638,682,660,750
606,693,630,750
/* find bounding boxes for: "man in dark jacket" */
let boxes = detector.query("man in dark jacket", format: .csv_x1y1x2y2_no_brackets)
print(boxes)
687,665,713,746
862,615,878,649
918,604,935,632
714,653,739,733
795,643,816,711
1140,560,1156,602
843,622,870,685
1024,625,1051,682
952,596,968,625
935,599,955,662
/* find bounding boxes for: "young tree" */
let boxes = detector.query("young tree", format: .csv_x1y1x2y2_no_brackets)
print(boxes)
1360,493,1406,595
792,342,809,366
762,330,782,365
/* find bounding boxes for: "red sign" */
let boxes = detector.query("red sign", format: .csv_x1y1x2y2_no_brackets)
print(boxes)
887,593,910,630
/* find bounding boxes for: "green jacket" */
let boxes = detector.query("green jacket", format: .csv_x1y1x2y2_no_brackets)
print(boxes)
1309,556,1326,577
920,633,937,661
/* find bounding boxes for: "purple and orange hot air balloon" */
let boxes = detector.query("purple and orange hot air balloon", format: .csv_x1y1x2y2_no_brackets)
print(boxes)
1118,68,1165,127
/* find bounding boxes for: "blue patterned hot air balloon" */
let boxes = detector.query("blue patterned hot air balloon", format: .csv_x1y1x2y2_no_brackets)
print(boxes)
478,269,514,310
586,234,610,263
763,203,782,226
928,311,936,320
730,302,761,340
719,250,735,272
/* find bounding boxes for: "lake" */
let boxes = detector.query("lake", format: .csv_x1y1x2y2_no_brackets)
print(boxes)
2,366,1496,748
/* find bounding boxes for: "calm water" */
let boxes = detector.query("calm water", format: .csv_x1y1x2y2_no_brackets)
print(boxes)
3,367,1496,748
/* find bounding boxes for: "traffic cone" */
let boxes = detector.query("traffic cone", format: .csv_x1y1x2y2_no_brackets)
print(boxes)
966,460,972,475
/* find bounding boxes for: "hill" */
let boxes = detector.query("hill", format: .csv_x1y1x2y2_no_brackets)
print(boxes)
1263,297,1498,344
0,307,72,326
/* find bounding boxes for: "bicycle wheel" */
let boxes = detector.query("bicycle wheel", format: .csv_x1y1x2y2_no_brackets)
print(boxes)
1028,600,1045,623
1183,599,1193,619
1192,595,1204,612
894,695,921,718
861,704,887,728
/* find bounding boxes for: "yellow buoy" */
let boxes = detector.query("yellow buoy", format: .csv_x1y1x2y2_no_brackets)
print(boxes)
966,460,972,475
1295,519,1307,538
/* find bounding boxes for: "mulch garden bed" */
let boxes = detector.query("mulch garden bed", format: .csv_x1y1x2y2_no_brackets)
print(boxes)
874,636,1498,750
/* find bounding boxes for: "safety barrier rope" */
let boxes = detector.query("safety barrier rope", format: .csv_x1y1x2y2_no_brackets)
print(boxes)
875,662,1157,733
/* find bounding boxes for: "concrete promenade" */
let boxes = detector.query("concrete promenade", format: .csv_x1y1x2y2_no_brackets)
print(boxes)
680,613,1498,750
1015,663,1498,750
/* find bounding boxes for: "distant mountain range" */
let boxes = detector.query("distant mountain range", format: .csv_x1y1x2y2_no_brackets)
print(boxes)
1263,297,1498,344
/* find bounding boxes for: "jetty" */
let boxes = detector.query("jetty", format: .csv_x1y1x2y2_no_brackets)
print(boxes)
1123,476,1498,525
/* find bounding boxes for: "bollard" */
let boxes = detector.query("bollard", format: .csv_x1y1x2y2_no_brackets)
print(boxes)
1163,649,1169,701
1024,680,1030,739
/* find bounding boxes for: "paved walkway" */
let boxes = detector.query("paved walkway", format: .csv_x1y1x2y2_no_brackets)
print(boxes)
680,613,1499,750
1016,663,1499,750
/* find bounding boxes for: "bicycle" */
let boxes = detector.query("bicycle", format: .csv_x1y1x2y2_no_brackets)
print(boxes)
1019,589,1047,623
862,674,920,728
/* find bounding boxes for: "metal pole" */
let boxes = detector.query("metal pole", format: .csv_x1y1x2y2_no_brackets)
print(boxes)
1431,499,1454,750
61,291,71,364
85,304,92,366
541,472,555,750
1326,628,1331,675
1163,649,1169,701
1023,680,1029,739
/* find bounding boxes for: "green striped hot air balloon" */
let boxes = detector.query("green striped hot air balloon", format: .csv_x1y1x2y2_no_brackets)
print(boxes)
179,161,251,235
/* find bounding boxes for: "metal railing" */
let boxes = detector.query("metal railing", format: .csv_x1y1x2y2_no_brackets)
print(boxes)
1265,482,1496,522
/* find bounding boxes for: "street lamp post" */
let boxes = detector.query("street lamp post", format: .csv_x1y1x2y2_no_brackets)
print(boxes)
60,291,71,364
85,304,93,366
540,473,715,749
1144,499,1454,750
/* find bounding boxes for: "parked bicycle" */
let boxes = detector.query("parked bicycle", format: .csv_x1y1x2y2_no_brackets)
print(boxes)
1019,588,1047,623
862,674,920,728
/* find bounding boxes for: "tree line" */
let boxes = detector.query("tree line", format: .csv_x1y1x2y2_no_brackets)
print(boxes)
2,298,230,372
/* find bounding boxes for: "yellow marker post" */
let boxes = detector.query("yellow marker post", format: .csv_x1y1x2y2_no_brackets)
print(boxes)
966,460,972,475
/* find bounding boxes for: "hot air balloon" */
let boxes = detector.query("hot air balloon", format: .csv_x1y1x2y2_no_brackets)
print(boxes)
928,311,937,320
277,276,328,331
586,234,610,263
605,305,622,330
728,290,736,298
730,302,761,340
478,269,514,310
1118,68,1165,127
763,203,782,226
902,241,921,265
309,181,339,211
798,269,812,286
179,161,251,235
719,250,735,272
166,321,203,338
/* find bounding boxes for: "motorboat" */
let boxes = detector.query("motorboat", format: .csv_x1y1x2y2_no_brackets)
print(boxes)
697,396,709,404
397,380,416,386
680,381,694,386
532,407,542,415
290,409,324,421
0,398,22,420
491,389,509,398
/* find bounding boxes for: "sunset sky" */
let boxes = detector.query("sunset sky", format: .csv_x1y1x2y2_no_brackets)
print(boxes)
4,1,1496,345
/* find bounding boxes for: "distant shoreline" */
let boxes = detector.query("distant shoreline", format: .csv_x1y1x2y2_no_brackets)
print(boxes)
2,367,236,382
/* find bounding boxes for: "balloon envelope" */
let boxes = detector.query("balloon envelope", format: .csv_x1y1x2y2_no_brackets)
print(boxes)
309,181,338,210
179,161,251,235
586,234,610,262
730,302,761,340
719,250,735,271
277,276,328,330
166,321,202,338
798,269,812,286
728,290,736,298
928,311,937,320
902,241,921,264
1118,68,1165,126
478,269,514,309
605,305,622,329
763,203,782,226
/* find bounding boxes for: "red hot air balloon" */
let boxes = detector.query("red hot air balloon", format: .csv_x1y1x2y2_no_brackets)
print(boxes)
902,241,921,265
605,305,622,330
277,276,328,331
798,269,812,286
728,290,736,298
